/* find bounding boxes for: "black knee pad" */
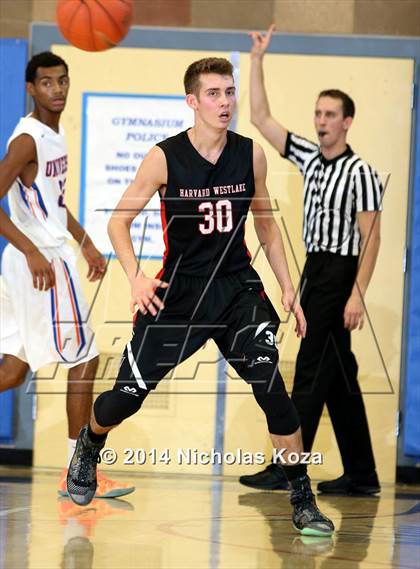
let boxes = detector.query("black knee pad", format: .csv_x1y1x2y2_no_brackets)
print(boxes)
94,388,148,427
94,340,165,427
252,370,300,435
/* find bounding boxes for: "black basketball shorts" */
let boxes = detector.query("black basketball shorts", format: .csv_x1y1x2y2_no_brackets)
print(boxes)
115,266,283,392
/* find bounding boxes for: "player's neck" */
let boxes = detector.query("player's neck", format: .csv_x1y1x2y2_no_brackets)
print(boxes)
188,125,228,165
30,108,61,134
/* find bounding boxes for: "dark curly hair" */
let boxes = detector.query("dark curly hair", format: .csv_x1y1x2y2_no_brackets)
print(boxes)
26,52,68,83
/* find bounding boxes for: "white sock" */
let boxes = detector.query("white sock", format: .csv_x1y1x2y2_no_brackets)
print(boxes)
67,438,77,468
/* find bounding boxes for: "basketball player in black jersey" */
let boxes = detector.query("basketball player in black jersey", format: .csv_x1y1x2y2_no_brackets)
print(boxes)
67,58,334,536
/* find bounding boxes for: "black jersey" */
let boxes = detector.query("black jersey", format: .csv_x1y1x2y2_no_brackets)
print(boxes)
157,129,254,277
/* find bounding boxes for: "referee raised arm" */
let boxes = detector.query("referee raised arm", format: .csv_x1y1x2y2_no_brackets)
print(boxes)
241,25,383,495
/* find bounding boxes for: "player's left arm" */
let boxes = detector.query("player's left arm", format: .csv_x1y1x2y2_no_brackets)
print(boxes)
344,211,381,331
251,142,306,338
65,207,106,282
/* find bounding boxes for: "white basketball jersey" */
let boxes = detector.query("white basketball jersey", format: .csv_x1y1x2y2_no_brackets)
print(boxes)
7,115,72,247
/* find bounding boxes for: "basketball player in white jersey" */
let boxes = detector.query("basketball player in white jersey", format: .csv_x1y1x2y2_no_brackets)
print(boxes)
0,51,134,499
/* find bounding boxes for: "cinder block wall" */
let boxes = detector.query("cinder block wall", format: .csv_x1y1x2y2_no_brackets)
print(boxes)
1,0,419,39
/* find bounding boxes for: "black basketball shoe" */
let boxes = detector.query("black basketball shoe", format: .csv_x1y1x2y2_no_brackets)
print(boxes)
239,463,289,490
317,473,380,495
67,425,104,506
290,475,334,537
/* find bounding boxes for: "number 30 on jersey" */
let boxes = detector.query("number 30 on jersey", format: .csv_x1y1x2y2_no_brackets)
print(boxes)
198,200,233,234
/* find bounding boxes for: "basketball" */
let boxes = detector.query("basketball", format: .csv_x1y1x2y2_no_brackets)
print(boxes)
56,0,133,52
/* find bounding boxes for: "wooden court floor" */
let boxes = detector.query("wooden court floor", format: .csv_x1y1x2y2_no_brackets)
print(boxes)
0,467,419,569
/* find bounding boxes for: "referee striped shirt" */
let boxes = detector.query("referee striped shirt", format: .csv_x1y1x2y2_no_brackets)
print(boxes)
283,132,383,256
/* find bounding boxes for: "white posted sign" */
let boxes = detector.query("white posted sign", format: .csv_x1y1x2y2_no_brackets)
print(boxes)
80,93,194,258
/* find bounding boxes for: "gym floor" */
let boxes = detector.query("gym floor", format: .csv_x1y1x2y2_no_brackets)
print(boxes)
1,467,419,568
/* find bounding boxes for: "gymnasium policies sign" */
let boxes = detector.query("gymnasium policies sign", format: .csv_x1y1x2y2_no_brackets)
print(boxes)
80,93,194,258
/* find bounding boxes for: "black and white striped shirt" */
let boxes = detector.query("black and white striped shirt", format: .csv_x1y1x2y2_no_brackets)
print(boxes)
283,132,383,256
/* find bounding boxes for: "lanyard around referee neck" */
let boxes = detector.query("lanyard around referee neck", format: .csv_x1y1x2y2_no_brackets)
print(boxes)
314,156,327,199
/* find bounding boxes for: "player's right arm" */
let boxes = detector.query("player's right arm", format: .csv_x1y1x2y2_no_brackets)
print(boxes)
0,134,55,290
249,25,288,156
107,145,168,316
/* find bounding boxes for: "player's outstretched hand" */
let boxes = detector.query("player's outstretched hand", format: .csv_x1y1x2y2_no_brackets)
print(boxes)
81,241,106,282
25,249,55,291
281,289,307,338
249,24,275,59
130,272,169,316
344,292,364,331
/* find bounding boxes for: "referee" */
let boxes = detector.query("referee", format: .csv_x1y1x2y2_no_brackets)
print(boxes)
240,26,383,495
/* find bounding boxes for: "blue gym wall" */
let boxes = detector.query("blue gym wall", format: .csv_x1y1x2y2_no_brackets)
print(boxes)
0,39,28,444
403,82,420,459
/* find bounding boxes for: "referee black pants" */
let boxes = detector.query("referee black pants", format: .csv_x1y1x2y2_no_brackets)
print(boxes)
291,252,376,475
